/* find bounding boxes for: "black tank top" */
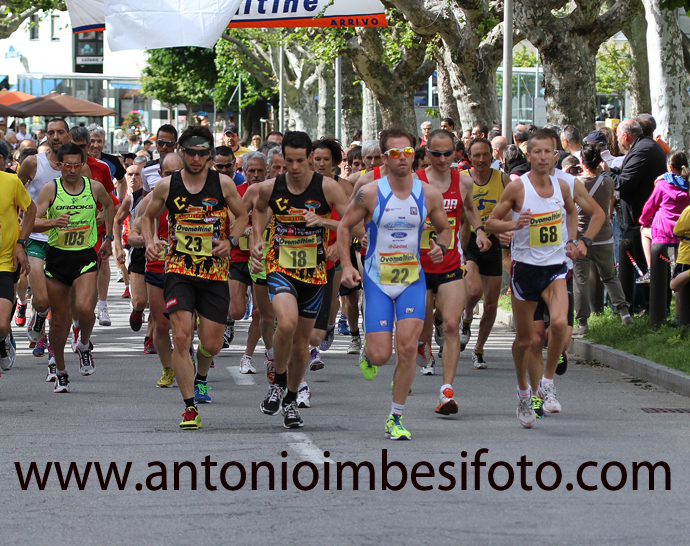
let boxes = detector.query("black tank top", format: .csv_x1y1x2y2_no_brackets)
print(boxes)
266,172,331,284
165,169,230,281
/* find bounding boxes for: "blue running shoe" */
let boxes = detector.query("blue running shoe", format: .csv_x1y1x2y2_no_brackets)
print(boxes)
338,313,350,335
33,335,46,357
320,325,335,351
243,294,253,320
194,380,212,404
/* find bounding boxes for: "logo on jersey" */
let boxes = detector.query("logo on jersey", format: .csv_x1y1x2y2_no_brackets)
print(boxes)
173,196,187,210
166,298,178,308
204,216,218,224
275,197,289,211
443,199,458,210
383,220,415,229
379,320,388,327
405,307,415,314
388,244,407,249
304,200,321,211
410,207,418,215
391,232,407,239
202,197,218,207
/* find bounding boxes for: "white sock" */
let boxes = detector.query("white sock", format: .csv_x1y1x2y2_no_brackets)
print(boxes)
98,300,107,309
299,381,308,389
518,387,531,398
327,323,335,330
541,376,554,387
621,313,631,319
266,347,274,360
440,383,453,394
391,402,405,415
38,309,49,317
73,319,80,328
77,331,89,351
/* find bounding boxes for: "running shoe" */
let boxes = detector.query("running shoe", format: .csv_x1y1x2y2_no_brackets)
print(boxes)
144,336,157,354
71,326,80,353
261,384,286,415
385,414,411,441
122,286,131,299
416,342,433,367
33,335,46,357
243,294,252,320
180,406,201,429
636,270,650,284
283,400,304,428
435,387,459,415
116,270,124,283
14,302,27,327
0,331,16,371
538,381,562,414
517,394,536,428
309,347,324,371
97,305,111,326
54,372,70,393
266,357,276,383
129,309,144,332
532,395,546,419
337,313,350,335
572,324,589,336
223,318,235,348
239,355,257,374
347,335,362,355
297,384,311,408
27,311,47,343
460,314,472,351
472,350,488,370
194,380,212,404
622,314,634,326
420,361,435,375
434,319,445,348
157,368,175,387
555,351,568,376
46,362,58,383
320,325,335,351
48,343,54,365
359,339,377,380
78,346,95,376
438,345,443,359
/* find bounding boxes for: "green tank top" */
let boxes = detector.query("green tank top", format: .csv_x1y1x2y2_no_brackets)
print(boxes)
47,176,98,251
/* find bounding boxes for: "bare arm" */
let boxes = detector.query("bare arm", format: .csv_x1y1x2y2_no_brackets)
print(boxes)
249,180,275,272
92,180,114,258
34,182,66,233
142,177,171,262
113,194,131,252
485,180,529,234
337,185,375,286
424,185,451,263
460,174,491,251
559,179,580,260
219,174,249,258
18,155,37,185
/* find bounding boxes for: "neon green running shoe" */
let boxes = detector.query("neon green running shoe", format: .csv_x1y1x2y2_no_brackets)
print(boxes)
385,414,411,441
180,406,201,430
360,339,377,380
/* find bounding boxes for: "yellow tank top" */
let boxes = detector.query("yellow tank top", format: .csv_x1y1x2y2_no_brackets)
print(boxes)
462,169,504,228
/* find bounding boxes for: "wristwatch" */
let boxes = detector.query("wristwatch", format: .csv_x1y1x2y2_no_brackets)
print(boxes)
104,234,114,241
438,243,448,256
579,237,593,249
228,236,239,248
476,226,486,234
567,239,579,246
16,239,27,248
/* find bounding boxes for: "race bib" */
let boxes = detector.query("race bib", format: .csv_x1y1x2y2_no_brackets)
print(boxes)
529,210,562,247
57,224,90,248
278,234,318,269
420,217,456,250
379,252,420,285
238,234,249,251
176,222,213,256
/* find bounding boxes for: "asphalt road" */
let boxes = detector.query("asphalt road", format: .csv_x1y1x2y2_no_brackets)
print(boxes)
2,265,690,545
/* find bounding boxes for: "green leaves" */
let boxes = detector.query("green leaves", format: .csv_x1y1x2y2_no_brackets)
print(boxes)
595,39,632,97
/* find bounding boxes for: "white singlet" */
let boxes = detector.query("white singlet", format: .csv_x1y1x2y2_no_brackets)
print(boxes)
27,153,62,243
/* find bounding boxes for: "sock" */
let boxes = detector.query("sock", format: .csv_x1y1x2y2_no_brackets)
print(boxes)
474,348,483,355
351,329,360,337
518,387,531,398
38,309,49,317
73,319,80,328
298,381,308,389
195,373,207,383
283,389,297,404
183,397,196,409
621,313,631,319
391,402,405,416
418,341,425,347
462,316,472,326
77,339,90,351
327,323,335,330
266,347,274,360
440,383,453,394
274,371,287,388
541,376,554,387
98,300,107,309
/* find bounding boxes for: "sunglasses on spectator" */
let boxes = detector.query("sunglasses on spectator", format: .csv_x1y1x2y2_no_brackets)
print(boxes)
427,149,454,157
156,139,177,148
214,162,234,170
384,147,415,158
183,148,211,157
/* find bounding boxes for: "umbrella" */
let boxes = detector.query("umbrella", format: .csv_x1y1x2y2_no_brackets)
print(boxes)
0,91,35,105
11,92,116,117
0,103,24,117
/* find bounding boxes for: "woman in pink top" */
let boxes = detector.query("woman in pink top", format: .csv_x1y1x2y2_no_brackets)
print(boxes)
637,151,690,283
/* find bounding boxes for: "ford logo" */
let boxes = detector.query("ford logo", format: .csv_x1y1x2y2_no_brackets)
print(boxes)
391,232,407,239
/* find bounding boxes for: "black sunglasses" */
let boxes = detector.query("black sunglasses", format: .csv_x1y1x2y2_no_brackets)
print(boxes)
214,162,234,170
183,148,211,157
427,149,454,157
156,139,176,148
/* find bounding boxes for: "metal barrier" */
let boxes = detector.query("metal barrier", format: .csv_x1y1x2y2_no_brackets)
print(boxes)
618,239,635,308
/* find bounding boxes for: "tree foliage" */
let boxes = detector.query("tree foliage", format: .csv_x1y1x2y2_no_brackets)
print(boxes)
596,40,632,97
0,0,65,39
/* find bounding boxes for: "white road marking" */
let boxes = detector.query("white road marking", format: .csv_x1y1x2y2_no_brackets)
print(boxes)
227,366,256,385
284,432,330,465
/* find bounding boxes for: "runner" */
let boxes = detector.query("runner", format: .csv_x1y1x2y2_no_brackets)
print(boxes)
142,125,248,429
33,142,115,392
486,130,581,428
141,125,179,195
0,164,36,372
415,129,490,414
251,131,349,429
338,127,451,440
459,137,512,369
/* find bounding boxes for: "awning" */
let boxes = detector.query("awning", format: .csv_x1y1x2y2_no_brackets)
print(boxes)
109,82,141,90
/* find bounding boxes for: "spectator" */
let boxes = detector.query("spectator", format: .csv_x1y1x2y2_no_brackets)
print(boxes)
142,139,153,159
250,134,262,150
453,139,471,171
637,151,690,284
572,142,632,334
560,125,582,161
560,154,582,176
15,123,30,141
420,121,432,146
609,119,667,306
5,131,17,149
461,129,472,149
440,118,457,138
127,132,140,153
222,124,250,156
503,144,528,180
19,138,36,150
512,124,529,154
471,123,489,139
491,135,508,170
671,203,690,292
413,146,429,172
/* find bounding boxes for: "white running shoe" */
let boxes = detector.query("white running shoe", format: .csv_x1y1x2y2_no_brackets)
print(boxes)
420,361,435,375
472,350,488,370
297,384,311,408
347,335,362,355
46,362,58,383
54,372,70,393
416,342,433,367
78,347,95,376
27,311,47,343
239,355,257,374
459,313,472,349
97,305,111,326
0,332,16,371
517,394,536,428
309,347,324,371
539,381,562,414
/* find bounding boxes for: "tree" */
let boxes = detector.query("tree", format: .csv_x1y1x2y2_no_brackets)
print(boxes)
513,0,643,132
596,40,632,103
140,47,217,122
0,0,63,40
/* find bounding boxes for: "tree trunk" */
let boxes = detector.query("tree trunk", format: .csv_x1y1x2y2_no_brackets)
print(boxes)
621,11,651,116
642,0,690,149
242,98,269,141
285,86,318,135
317,62,336,138
434,47,461,128
340,56,363,145
361,84,382,141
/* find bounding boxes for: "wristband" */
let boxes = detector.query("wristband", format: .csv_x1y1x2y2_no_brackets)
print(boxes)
438,243,448,256
476,226,486,233
16,239,27,248
104,234,114,241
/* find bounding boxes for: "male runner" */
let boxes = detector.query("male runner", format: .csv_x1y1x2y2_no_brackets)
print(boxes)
141,124,179,194
143,125,248,429
251,131,349,429
486,130,581,428
33,143,114,392
266,148,287,179
0,165,35,371
338,127,451,440
415,129,490,414
460,137,512,369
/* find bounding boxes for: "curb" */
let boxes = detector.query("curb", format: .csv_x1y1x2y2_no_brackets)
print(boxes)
474,302,690,398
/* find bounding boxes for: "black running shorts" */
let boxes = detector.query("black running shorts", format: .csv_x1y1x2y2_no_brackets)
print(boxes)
164,272,230,325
